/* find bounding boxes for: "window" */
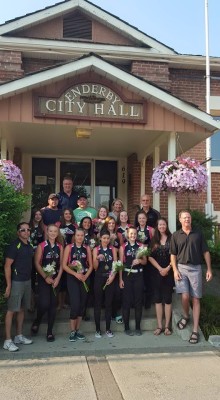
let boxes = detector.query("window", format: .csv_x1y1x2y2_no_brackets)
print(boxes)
32,158,56,209
211,117,220,167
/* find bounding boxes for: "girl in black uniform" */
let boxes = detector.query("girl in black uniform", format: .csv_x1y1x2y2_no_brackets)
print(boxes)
59,208,76,245
32,224,63,341
116,210,131,246
93,206,109,235
136,210,154,310
93,230,117,338
79,216,97,250
136,211,154,245
29,209,44,311
119,226,147,336
102,217,122,323
63,228,93,342
148,218,174,336
58,208,76,310
102,217,120,250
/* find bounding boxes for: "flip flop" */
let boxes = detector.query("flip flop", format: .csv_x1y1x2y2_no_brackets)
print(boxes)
189,331,199,344
154,327,163,336
177,316,189,330
164,327,172,336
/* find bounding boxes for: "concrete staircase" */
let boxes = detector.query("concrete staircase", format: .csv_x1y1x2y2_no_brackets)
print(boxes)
24,305,158,335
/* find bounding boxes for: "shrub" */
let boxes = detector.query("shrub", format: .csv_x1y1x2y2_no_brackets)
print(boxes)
200,295,220,340
0,163,30,321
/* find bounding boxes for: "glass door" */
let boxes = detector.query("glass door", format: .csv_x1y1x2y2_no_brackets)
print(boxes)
58,160,92,204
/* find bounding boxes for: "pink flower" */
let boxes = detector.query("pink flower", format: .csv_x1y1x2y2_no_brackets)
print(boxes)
0,160,24,191
151,157,208,194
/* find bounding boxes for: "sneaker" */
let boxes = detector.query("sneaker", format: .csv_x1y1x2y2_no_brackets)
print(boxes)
76,331,85,340
3,339,19,352
14,335,33,345
135,329,142,336
106,330,114,338
69,331,77,342
125,329,134,336
95,330,102,338
115,316,123,324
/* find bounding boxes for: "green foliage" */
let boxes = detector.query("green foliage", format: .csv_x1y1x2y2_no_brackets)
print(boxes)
0,178,30,321
207,239,220,265
200,295,220,340
0,178,30,266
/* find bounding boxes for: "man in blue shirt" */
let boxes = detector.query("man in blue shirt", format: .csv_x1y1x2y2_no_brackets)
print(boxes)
58,176,78,210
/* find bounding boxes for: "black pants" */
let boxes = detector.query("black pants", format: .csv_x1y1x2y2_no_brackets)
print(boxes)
94,273,115,331
112,276,122,318
67,274,89,320
35,276,58,335
122,271,144,330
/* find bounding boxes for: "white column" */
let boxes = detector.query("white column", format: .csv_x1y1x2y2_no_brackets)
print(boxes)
140,157,146,196
0,138,7,159
167,132,176,233
153,146,160,212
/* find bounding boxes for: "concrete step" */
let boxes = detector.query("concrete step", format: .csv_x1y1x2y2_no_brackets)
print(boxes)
24,306,158,335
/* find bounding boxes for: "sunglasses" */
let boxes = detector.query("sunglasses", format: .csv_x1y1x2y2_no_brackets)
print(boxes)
19,228,31,232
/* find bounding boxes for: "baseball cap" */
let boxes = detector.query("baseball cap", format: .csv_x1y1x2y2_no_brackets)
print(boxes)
48,193,59,200
77,194,87,199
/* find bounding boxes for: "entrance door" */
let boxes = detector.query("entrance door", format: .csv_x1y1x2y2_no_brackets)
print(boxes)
59,160,92,202
58,159,117,209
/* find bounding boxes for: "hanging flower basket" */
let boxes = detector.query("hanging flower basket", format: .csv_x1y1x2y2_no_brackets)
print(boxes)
151,157,208,194
0,159,24,191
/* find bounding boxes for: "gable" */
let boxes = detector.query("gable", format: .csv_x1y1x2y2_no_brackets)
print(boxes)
0,0,176,54
11,9,137,46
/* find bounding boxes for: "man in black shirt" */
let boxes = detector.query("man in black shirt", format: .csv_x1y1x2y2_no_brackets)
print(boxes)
170,210,212,344
134,194,160,228
41,193,62,226
3,223,33,352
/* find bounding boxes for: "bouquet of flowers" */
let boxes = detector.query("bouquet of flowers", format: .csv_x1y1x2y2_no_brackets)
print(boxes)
89,238,96,250
151,157,208,194
103,260,124,290
136,246,151,259
127,246,150,276
69,260,89,292
0,159,24,191
43,262,57,295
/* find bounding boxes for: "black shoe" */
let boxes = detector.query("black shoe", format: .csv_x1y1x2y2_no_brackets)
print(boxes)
47,334,55,342
125,329,134,336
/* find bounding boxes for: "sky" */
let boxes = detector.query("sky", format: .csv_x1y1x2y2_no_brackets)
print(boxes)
0,0,220,57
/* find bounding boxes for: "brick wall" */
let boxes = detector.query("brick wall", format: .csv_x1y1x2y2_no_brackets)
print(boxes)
131,61,171,91
22,58,62,74
127,153,141,222
0,50,23,83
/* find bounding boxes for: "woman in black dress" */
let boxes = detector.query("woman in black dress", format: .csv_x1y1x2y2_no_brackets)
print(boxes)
148,218,174,336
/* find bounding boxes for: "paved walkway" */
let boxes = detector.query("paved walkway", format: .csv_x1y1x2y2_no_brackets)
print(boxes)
1,292,220,399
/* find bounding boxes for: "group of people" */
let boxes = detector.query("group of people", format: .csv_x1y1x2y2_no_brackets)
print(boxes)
3,175,212,352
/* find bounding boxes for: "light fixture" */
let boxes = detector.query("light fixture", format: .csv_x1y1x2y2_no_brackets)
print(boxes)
75,128,92,139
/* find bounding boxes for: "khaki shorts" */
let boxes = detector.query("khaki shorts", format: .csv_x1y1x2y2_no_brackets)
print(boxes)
175,264,202,298
7,280,31,312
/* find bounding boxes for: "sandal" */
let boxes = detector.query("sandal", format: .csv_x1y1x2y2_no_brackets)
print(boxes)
177,316,189,330
189,331,199,344
154,327,163,336
47,334,55,342
31,320,40,334
164,327,172,336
